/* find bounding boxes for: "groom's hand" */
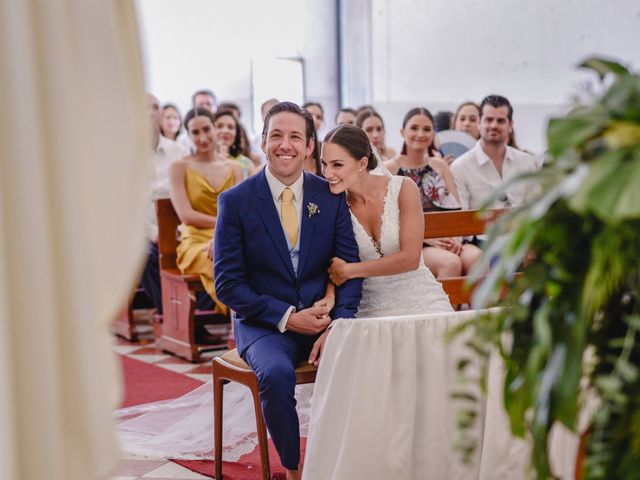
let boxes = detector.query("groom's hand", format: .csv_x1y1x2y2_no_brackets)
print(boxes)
286,306,331,335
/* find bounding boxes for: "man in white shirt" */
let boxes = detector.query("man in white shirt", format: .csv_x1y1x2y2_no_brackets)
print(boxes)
140,93,213,315
451,95,539,211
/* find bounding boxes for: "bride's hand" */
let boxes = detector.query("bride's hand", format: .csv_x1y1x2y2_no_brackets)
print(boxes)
328,257,350,286
313,294,335,313
308,329,331,367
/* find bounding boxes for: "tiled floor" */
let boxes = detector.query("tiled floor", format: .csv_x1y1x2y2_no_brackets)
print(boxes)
111,317,226,479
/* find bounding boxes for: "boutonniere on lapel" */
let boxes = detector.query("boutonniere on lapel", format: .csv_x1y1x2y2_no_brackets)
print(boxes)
306,202,320,219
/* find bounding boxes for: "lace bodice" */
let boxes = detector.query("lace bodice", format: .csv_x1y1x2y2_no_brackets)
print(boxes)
351,176,453,317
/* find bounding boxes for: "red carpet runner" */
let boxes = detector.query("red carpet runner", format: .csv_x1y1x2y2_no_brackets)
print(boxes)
119,355,303,479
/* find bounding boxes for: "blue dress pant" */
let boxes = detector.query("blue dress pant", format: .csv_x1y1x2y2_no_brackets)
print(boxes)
243,332,316,470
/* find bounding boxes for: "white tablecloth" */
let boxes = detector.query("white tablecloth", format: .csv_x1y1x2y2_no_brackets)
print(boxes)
302,310,578,479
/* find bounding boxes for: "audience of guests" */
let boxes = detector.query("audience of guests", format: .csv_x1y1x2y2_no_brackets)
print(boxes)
160,103,183,141
384,107,481,278
142,91,541,314
355,109,397,162
452,101,481,140
169,107,244,313
335,107,357,126
451,95,539,214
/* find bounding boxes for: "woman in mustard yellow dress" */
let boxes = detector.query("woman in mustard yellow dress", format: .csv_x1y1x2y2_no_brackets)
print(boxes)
169,108,244,313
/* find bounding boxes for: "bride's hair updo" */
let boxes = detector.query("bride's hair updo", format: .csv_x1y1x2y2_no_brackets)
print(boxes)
323,124,378,170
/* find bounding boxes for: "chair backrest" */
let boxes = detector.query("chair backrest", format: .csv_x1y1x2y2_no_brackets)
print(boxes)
423,208,506,239
423,209,508,305
155,198,180,270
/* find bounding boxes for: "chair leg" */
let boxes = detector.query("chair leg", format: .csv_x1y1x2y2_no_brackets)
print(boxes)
250,382,271,480
213,377,224,479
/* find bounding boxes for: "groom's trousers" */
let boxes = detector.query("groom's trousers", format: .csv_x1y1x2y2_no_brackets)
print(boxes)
243,331,316,470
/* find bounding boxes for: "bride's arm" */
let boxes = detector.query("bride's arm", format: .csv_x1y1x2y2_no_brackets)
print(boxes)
329,179,424,284
313,282,336,311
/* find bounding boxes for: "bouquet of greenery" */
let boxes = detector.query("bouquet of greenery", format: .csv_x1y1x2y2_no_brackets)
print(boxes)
452,58,640,479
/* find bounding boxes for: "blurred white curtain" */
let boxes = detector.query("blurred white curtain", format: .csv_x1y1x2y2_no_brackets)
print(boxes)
0,0,149,478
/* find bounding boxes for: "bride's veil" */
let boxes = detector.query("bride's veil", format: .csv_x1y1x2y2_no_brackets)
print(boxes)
368,144,392,177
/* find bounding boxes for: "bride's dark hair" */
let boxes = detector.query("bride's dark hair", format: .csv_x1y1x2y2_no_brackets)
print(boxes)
323,124,378,170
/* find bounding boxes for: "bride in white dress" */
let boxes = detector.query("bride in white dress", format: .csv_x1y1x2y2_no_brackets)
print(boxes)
116,124,452,461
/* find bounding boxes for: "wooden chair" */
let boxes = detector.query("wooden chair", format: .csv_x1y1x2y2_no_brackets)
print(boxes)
155,198,230,362
212,349,317,480
423,209,506,305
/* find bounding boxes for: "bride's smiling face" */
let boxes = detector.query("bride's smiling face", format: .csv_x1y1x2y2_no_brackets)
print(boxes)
321,142,367,194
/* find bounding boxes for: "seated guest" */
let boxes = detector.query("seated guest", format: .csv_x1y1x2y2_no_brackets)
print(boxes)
434,110,453,132
304,131,323,177
160,103,183,141
169,108,244,314
302,101,324,135
217,101,241,120
178,89,218,152
335,107,357,126
192,89,217,112
356,109,397,162
452,101,481,140
451,95,539,212
252,98,280,164
385,107,481,278
217,101,263,168
140,93,214,315
212,109,255,178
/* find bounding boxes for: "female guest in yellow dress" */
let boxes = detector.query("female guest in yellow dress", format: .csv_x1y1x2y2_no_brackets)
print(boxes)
169,107,244,313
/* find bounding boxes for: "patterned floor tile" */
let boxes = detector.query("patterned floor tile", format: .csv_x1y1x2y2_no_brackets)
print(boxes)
141,461,211,478
155,363,197,373
111,458,167,477
183,363,213,375
185,374,211,383
128,354,171,364
113,345,148,355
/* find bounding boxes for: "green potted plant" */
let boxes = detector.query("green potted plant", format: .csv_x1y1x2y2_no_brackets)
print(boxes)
452,58,640,479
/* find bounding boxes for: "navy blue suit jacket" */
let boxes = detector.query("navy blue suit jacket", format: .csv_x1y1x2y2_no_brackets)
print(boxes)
213,169,363,355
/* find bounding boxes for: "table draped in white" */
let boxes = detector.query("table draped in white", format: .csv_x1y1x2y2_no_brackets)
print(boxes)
303,311,579,480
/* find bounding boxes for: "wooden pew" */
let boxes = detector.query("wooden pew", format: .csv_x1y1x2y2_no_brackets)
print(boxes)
155,198,230,362
112,287,155,341
423,209,506,305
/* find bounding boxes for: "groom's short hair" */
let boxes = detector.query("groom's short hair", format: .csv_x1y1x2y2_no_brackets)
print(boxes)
262,101,315,145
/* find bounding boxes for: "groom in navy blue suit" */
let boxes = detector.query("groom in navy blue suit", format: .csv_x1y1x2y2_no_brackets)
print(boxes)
214,102,362,478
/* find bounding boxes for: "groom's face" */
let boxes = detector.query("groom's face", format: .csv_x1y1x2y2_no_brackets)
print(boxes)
262,112,313,185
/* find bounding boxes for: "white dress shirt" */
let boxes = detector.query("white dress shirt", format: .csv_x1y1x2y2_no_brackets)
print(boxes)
147,135,188,239
451,142,539,210
264,166,305,331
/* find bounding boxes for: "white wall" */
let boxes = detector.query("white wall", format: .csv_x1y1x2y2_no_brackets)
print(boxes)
135,0,336,136
367,0,640,153
137,0,640,151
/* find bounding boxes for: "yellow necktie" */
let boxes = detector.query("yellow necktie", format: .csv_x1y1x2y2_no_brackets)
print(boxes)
281,187,299,246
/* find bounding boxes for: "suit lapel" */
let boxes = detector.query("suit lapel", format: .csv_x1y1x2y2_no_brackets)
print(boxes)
254,170,296,280
298,173,320,277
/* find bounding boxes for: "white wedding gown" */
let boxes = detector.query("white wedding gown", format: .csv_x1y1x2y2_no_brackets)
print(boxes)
116,175,452,461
